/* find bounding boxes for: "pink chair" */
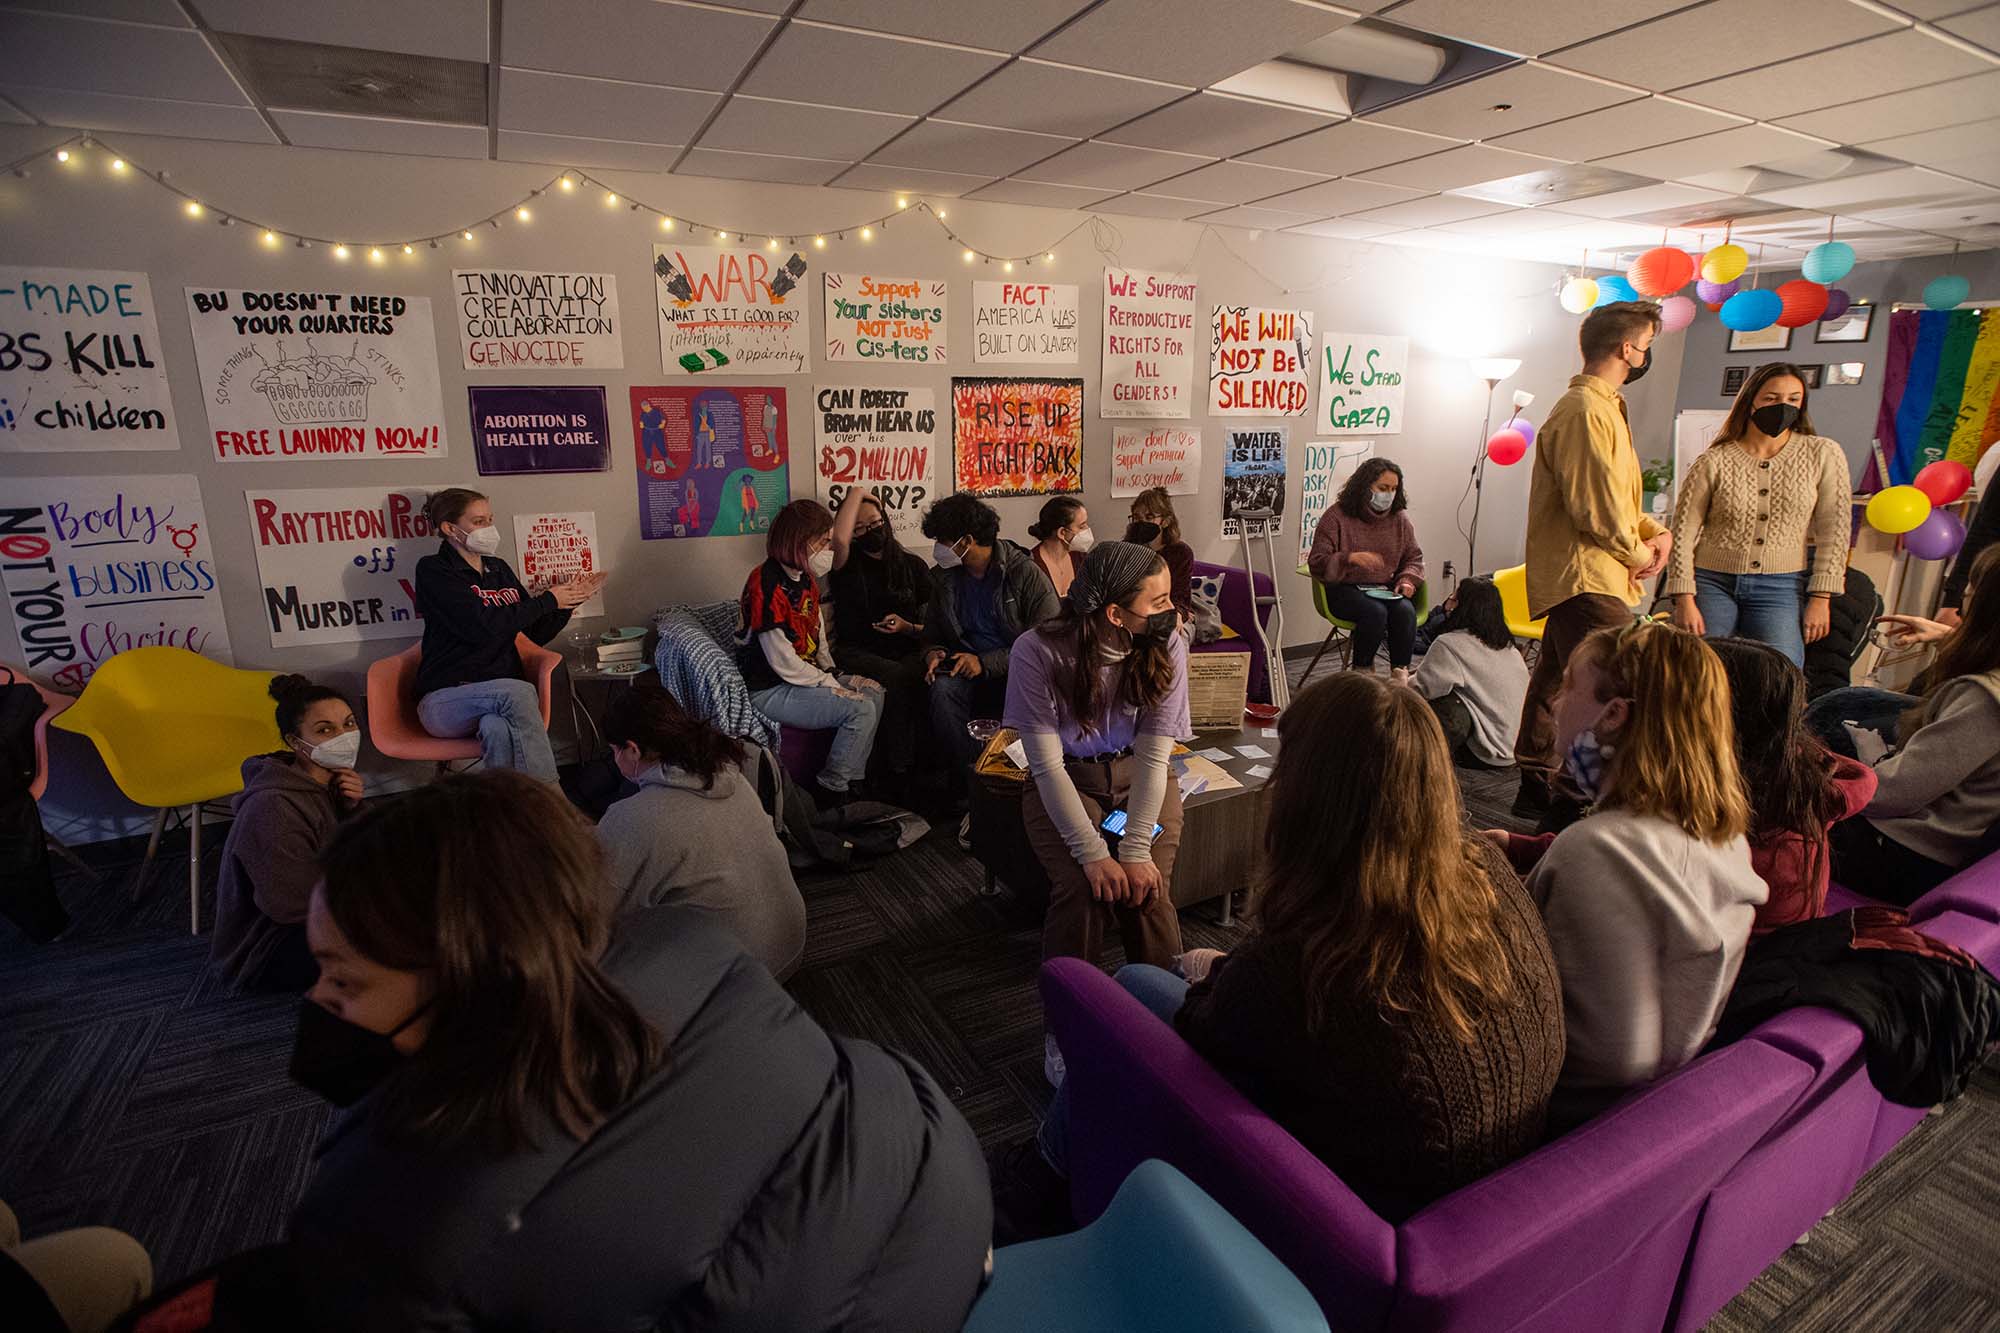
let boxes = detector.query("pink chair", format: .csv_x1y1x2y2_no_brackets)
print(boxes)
366,636,562,767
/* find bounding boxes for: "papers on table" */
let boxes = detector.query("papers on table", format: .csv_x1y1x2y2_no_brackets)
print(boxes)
1173,753,1242,796
1234,743,1271,758
1195,747,1231,761
1247,764,1272,779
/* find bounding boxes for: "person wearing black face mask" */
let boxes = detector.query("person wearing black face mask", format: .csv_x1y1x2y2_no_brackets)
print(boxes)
1002,542,1192,1086
1665,363,1852,667
827,485,931,787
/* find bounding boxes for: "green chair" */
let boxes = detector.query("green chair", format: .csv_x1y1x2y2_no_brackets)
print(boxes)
1295,562,1430,687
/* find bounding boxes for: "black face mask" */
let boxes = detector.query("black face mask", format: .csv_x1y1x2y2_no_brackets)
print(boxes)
1623,344,1651,384
854,527,888,556
1125,520,1162,546
1123,607,1179,644
290,997,429,1107
1750,403,1801,437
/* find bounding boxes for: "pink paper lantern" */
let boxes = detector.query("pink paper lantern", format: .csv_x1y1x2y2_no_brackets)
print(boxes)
1658,295,1697,332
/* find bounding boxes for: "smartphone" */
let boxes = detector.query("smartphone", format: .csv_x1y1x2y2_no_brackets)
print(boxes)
1099,809,1164,839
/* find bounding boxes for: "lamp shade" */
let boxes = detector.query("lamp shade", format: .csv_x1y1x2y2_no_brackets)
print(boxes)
1592,274,1639,306
1719,288,1782,331
1559,276,1598,314
1801,241,1855,284
1471,357,1522,383
1701,243,1749,283
1658,295,1697,332
1775,279,1829,328
1924,273,1971,310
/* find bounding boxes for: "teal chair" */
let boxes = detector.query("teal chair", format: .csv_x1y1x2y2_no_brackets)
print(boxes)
1295,562,1430,687
965,1159,1329,1333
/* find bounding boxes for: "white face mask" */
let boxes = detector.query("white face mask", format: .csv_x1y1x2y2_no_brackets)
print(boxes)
933,539,964,569
807,548,835,579
458,523,501,556
1369,489,1396,513
301,730,361,771
1069,526,1096,553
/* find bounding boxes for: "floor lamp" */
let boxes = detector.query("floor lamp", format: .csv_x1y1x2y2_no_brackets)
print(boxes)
1467,357,1522,575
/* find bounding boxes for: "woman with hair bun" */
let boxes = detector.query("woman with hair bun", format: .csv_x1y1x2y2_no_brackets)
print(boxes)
209,675,363,992
1027,496,1092,600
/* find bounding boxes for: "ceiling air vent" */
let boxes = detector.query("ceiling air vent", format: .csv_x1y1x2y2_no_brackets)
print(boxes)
1452,163,1658,207
213,31,488,124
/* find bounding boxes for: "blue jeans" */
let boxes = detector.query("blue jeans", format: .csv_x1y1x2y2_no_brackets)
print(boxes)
1805,686,1918,759
1692,568,1807,666
751,682,882,790
417,677,558,783
1038,964,1189,1175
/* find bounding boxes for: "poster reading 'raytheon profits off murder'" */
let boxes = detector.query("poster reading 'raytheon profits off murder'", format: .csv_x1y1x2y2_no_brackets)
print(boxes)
1,474,234,688
241,486,439,647
631,385,790,540
0,266,180,453
185,287,449,460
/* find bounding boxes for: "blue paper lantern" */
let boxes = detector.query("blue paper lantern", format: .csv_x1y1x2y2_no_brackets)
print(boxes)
1924,273,1971,310
1592,274,1639,306
1719,288,1782,331
1801,241,1855,284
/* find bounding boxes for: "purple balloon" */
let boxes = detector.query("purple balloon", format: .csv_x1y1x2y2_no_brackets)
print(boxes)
1903,507,1967,561
1507,416,1537,446
1822,287,1852,321
1696,277,1740,304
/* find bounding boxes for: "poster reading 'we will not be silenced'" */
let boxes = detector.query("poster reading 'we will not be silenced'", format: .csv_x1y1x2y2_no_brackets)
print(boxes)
0,265,179,453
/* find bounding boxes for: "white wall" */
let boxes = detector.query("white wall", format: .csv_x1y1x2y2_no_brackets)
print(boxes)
0,127,1665,839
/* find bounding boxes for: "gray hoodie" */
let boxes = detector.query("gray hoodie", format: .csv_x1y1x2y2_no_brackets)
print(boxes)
209,753,351,990
1867,672,2000,867
597,761,806,980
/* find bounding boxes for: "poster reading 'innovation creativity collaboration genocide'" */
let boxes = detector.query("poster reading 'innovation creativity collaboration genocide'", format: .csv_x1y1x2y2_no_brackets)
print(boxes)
630,385,790,539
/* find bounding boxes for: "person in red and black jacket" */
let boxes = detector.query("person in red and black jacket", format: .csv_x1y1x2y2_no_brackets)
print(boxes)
412,488,603,782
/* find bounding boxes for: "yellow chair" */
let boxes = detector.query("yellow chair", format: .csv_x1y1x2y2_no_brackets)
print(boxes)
1491,564,1548,668
1296,563,1430,687
52,647,280,933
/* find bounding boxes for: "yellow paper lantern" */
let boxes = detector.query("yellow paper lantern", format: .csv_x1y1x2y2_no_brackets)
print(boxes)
1700,243,1748,284
1559,276,1599,314
1865,485,1932,536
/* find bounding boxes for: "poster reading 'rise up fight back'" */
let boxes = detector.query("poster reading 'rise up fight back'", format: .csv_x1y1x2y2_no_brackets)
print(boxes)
630,385,790,539
951,377,1084,497
0,266,179,453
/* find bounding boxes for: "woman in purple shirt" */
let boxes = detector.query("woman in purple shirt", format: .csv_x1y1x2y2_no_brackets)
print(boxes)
1005,541,1191,1086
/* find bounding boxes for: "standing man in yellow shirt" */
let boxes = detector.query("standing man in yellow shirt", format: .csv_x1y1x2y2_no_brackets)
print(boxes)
1513,302,1672,819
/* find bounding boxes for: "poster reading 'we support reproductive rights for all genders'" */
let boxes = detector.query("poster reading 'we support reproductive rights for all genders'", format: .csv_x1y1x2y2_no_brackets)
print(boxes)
630,385,790,540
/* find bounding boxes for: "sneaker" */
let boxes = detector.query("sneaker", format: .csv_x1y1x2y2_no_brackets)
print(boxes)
957,813,973,852
1044,1034,1067,1088
813,779,853,811
1511,774,1552,821
989,1136,1075,1247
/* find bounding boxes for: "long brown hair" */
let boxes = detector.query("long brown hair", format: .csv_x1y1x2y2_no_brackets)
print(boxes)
1257,674,1518,1041
602,688,746,789
1905,543,2000,737
1034,548,1175,736
1710,637,1846,886
1129,486,1183,546
1570,621,1750,844
1714,363,1818,445
319,771,663,1153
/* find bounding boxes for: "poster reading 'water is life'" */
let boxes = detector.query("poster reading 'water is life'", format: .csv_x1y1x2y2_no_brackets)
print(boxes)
0,266,180,453
1222,427,1287,538
653,244,811,376
630,385,790,540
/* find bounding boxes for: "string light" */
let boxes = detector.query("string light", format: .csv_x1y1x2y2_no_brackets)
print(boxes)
767,236,779,249
661,217,675,231
368,247,384,263
55,149,70,164
333,244,350,260
1045,252,1055,262
261,230,279,247
963,249,975,263
813,235,825,248
461,230,474,241
605,192,618,206
558,176,574,191
110,158,126,172
896,196,908,209
515,206,531,222
402,244,413,255
1003,260,1013,272
183,200,203,218
860,226,873,240
936,209,946,219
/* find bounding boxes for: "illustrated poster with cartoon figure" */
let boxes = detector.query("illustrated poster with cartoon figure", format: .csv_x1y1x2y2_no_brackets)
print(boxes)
629,385,789,540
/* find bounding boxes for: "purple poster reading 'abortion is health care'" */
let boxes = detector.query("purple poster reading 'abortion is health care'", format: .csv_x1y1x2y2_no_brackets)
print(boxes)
468,385,611,475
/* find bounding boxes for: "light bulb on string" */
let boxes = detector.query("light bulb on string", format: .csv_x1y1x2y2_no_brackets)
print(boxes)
183,200,203,218
813,235,825,248
110,158,127,173
896,196,908,209
55,149,70,164
605,192,618,206
334,244,350,260
559,176,574,191
402,244,413,255
963,249,975,263
261,230,279,247
1003,261,1013,273
515,206,531,222
1045,253,1055,263
369,247,383,263
462,230,474,241
766,237,778,250
936,209,947,219
716,230,728,240
661,216,675,230
860,226,873,241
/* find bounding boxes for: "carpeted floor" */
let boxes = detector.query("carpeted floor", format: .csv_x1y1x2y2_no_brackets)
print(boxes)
4,662,1999,1328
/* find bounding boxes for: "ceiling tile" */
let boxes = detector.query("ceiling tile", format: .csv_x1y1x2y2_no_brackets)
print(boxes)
1760,164,1991,209
1777,69,2000,143
1932,150,2000,186
706,0,792,11
869,119,1074,176
832,162,996,197
1283,217,1407,239
935,59,1185,139
1145,157,1326,204
1030,0,1356,88
1347,193,1521,226
0,10,246,102
0,95,33,124
192,0,488,61
502,0,774,92
1865,117,2000,168
1367,63,1639,139
1594,124,1832,179
1881,0,1993,18
1488,96,1747,162
963,178,1121,207
1090,192,1218,219
1675,29,1994,122
1382,0,1703,57
1350,142,1558,191
0,0,188,22
496,129,678,172
1,87,273,141
1098,91,1338,159
1939,5,2000,49
272,110,489,157
698,95,912,161
1253,176,1425,215
1237,117,1459,174
1553,181,1735,218
676,147,850,186
1546,0,1902,92
1432,206,1593,236
499,69,718,145
1018,139,1211,190
739,22,1006,116
795,0,1091,52
1191,203,1320,230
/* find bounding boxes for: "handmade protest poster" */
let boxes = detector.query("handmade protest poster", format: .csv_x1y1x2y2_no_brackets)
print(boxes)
1222,427,1287,538
185,286,448,461
453,268,622,370
951,377,1083,497
241,485,443,647
1318,332,1407,435
1102,268,1196,419
468,385,611,475
0,265,178,452
630,385,789,539
2,474,232,687
1297,439,1376,563
1210,305,1313,417
813,385,936,540
1110,425,1199,497
972,280,1080,364
823,272,946,364
653,243,810,376
513,511,605,618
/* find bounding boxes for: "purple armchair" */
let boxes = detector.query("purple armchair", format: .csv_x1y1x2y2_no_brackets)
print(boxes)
1190,559,1276,705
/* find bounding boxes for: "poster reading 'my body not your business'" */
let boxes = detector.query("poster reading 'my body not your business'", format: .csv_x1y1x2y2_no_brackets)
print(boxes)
0,266,179,453
453,269,622,371
185,287,449,461
242,486,439,647
1102,268,1196,419
1,474,233,689
631,385,789,539
654,244,810,376
814,386,935,541
951,377,1083,497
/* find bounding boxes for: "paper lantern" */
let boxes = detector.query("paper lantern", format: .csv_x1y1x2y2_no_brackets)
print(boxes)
1822,287,1852,322
1801,241,1855,285
1628,246,1695,296
1903,508,1967,561
1507,417,1537,446
1865,485,1932,536
1775,279,1829,328
1486,429,1528,466
1658,295,1697,333
1592,274,1639,306
1924,273,1971,310
1559,276,1598,314
1719,288,1782,331
1701,243,1748,284
1695,277,1739,305
1915,459,1974,506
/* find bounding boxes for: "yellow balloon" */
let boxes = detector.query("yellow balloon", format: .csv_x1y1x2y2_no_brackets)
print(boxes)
1560,277,1598,314
1701,243,1748,284
1865,485,1932,536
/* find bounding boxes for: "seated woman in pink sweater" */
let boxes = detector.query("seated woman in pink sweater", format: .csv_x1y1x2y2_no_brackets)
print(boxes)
1306,458,1425,684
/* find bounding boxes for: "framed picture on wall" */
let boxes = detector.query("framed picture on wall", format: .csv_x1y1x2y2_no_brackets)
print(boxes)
1827,362,1866,385
1722,365,1749,396
1816,303,1873,342
1727,324,1792,352
1796,364,1824,388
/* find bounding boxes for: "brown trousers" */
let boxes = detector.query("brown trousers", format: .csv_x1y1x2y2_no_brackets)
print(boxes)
1514,592,1634,785
1025,753,1185,969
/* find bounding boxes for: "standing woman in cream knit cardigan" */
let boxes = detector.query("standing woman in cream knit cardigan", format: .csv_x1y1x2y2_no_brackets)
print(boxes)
1666,363,1852,666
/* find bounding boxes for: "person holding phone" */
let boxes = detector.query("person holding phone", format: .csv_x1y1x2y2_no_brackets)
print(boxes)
827,485,930,788
1004,541,1190,1086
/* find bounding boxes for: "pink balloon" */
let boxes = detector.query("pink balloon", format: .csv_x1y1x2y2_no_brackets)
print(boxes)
1822,287,1852,322
1914,459,1973,506
1659,295,1697,332
1903,508,1966,561
1487,429,1528,465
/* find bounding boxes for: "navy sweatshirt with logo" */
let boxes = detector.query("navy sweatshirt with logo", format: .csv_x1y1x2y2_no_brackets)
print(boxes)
413,541,572,699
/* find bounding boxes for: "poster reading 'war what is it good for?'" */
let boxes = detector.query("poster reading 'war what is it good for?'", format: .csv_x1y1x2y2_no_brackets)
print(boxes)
0,265,179,453
654,244,810,377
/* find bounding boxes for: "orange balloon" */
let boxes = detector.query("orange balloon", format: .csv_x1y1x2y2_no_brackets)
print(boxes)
1629,246,1695,297
1775,279,1829,328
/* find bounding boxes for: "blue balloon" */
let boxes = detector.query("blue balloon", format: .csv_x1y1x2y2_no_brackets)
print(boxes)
1719,288,1782,331
1592,274,1639,306
1925,273,1971,310
1801,241,1855,284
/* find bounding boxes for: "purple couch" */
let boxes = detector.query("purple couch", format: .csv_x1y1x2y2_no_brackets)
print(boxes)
1190,559,1276,706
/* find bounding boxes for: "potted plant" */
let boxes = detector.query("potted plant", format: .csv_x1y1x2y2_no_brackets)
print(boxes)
1640,456,1674,516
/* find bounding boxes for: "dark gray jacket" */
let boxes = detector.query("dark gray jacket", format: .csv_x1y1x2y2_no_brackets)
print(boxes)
921,540,1058,678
